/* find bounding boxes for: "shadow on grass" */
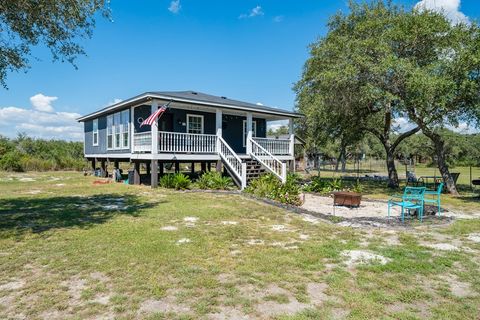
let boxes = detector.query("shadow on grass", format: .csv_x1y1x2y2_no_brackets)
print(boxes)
0,194,161,237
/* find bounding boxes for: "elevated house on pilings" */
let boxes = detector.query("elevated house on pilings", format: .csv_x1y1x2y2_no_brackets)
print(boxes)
77,91,302,189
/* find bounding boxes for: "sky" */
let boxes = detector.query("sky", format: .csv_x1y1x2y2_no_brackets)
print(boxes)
0,0,478,140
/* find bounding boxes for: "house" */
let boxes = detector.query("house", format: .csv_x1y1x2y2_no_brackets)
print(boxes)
77,91,302,189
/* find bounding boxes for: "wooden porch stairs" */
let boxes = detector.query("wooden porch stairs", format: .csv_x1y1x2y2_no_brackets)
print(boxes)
222,157,265,188
244,159,265,183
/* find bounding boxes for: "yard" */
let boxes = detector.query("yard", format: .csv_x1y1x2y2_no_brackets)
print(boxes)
1,171,480,319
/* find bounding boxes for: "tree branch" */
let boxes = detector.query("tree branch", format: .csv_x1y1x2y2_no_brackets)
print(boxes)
391,126,421,151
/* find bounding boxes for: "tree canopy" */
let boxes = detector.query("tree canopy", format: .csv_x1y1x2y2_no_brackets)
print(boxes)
0,0,109,87
295,0,480,193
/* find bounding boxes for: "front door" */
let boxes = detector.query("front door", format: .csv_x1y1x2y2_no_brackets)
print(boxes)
159,113,173,132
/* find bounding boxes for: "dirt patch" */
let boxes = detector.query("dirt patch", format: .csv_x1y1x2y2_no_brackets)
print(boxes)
221,221,238,225
90,271,110,282
207,307,250,320
176,238,191,245
271,225,288,232
341,250,391,267
299,234,310,240
467,233,480,243
306,282,329,305
255,284,309,317
62,277,86,301
139,295,190,315
0,279,25,291
301,214,321,224
439,275,477,298
160,226,178,231
424,243,459,251
246,239,264,246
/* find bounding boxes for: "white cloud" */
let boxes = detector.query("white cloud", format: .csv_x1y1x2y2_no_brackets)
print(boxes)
415,0,469,25
448,122,478,134
105,98,123,107
29,93,57,112
239,5,264,19
273,15,284,23
168,0,181,14
393,116,416,132
267,120,288,132
0,96,82,141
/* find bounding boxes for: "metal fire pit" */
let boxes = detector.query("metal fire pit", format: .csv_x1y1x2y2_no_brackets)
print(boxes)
332,191,362,208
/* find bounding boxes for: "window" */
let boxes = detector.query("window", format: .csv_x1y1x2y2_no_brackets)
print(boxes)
114,112,121,149
243,120,257,147
92,119,98,146
106,110,130,150
107,115,113,149
121,110,129,148
187,114,204,134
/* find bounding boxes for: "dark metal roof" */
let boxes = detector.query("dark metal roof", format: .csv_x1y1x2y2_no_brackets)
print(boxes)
77,90,302,122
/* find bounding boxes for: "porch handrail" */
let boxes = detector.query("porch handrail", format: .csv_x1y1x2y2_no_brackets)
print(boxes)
217,136,246,189
249,138,287,183
158,131,217,153
133,132,152,152
253,137,291,156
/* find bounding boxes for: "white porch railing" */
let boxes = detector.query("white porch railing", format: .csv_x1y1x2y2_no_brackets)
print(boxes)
133,132,152,152
253,137,291,156
218,136,246,189
249,138,287,183
158,131,217,153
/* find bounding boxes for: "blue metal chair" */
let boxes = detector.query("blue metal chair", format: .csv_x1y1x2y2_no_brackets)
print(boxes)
424,182,443,216
388,187,426,222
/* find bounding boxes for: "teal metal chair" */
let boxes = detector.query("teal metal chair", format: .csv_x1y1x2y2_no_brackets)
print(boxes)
388,187,426,222
424,182,443,216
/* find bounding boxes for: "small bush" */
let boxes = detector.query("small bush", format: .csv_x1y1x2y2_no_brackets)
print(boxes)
197,172,233,190
160,173,191,190
0,151,24,172
159,174,176,189
245,173,301,205
173,173,191,190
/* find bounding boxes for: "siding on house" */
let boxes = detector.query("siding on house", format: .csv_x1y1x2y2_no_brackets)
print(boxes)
84,109,131,155
84,106,267,155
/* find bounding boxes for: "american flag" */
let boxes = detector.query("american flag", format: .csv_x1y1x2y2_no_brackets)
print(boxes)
140,102,171,127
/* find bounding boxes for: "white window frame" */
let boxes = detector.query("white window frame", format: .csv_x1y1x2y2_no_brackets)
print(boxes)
121,110,129,149
186,114,204,134
243,120,257,147
107,115,113,150
92,119,99,146
107,110,130,150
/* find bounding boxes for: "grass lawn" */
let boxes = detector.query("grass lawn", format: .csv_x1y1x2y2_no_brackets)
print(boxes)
1,171,480,319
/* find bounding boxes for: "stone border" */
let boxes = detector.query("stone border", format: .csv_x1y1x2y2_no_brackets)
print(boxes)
180,189,455,229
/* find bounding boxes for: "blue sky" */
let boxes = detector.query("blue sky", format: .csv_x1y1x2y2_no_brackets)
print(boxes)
0,0,478,140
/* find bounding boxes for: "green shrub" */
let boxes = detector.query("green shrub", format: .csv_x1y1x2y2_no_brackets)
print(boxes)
0,151,24,172
172,173,191,190
245,173,301,205
197,171,233,190
160,173,191,190
160,174,176,189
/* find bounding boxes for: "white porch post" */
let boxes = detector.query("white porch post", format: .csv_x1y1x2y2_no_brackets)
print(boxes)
288,118,295,172
246,112,253,154
151,101,159,154
215,109,222,153
288,118,295,157
130,106,135,153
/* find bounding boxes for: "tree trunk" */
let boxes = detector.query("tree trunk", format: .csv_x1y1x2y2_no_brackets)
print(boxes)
386,151,399,189
425,131,458,195
336,142,347,172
